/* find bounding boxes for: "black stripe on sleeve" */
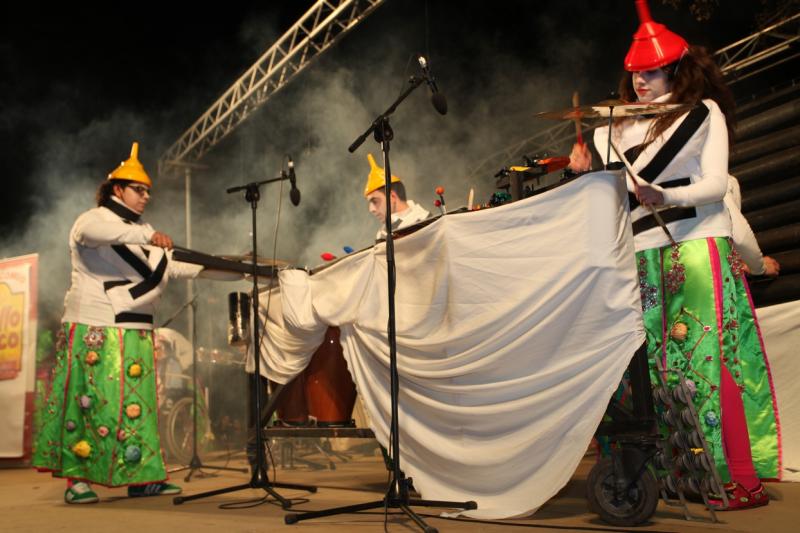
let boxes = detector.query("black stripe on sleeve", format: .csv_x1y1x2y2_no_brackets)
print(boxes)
632,207,697,235
111,245,153,279
638,104,710,183
629,177,692,210
114,312,153,324
128,254,168,299
103,280,130,291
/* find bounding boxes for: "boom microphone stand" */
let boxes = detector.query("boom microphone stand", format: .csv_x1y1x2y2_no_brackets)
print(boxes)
174,174,316,507
285,74,476,532
162,293,248,480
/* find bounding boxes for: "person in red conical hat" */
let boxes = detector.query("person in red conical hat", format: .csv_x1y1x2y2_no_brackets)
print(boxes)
624,0,688,71
569,0,780,512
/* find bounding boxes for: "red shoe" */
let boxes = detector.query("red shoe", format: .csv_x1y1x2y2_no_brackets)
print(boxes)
710,482,769,510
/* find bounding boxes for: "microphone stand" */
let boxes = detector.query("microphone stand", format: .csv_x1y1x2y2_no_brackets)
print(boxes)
285,76,476,532
174,174,316,507
162,292,249,480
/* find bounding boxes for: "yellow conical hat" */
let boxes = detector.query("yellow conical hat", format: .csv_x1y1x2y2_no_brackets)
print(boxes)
108,142,152,186
363,153,401,196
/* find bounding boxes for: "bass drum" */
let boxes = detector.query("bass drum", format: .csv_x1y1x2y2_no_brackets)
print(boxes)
274,327,357,427
304,327,357,427
273,372,309,426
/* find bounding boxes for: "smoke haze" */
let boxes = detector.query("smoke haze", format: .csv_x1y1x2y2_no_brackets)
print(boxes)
1,0,763,348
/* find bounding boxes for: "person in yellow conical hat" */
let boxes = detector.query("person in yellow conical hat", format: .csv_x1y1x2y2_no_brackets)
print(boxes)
96,142,161,219
363,153,430,241
32,141,200,503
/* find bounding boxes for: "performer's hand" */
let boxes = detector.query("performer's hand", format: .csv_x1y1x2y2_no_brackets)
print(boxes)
635,183,664,207
150,231,173,250
763,256,780,277
567,142,591,172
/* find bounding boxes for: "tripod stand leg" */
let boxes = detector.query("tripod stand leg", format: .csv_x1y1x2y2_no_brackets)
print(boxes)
285,500,386,524
264,485,292,509
270,481,319,492
408,498,477,510
399,504,438,533
173,482,252,505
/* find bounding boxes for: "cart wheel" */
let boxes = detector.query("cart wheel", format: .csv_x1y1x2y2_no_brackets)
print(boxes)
164,396,211,464
587,457,659,526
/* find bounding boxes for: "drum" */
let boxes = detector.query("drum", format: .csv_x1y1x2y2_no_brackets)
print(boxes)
273,326,357,427
273,373,309,426
304,327,357,427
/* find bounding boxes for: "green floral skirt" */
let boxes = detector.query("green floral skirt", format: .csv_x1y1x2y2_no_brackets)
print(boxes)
32,323,167,487
637,237,781,482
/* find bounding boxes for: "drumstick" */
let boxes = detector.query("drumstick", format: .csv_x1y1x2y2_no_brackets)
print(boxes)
608,141,678,247
572,91,584,145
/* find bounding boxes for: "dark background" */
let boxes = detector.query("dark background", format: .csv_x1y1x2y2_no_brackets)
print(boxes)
1,0,789,337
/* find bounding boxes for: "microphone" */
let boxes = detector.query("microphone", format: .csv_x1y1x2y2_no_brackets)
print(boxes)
287,156,301,206
417,55,447,115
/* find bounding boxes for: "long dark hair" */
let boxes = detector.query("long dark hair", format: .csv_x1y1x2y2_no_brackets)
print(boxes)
95,179,131,206
618,45,736,145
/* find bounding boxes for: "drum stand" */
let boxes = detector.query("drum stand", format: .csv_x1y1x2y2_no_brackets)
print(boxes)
174,176,316,508
285,77,476,532
163,295,248,481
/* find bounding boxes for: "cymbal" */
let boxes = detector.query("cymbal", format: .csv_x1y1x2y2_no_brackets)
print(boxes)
220,254,291,268
535,101,692,120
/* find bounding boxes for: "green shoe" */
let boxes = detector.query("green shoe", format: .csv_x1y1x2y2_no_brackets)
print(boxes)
65,482,99,504
127,482,182,498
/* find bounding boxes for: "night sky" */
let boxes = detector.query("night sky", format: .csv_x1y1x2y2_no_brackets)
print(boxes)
0,0,773,333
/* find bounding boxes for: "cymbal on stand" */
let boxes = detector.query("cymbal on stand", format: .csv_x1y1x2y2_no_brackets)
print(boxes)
534,101,692,120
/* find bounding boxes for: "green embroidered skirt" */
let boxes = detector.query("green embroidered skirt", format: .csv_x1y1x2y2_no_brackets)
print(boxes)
637,237,781,482
33,323,168,487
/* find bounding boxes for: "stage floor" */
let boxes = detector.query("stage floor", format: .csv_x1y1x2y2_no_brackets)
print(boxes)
3,443,797,532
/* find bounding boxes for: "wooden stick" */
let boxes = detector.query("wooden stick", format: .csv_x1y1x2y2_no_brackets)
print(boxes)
608,142,678,247
572,91,584,145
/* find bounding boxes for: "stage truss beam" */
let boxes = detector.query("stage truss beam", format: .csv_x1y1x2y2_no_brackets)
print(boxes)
159,0,385,175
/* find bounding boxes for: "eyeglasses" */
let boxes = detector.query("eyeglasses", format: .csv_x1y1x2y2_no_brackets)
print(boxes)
127,184,151,196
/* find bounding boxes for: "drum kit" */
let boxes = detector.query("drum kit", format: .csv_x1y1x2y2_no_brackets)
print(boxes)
169,251,360,432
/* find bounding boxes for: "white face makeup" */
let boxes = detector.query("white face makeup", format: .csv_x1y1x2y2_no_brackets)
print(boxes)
632,68,672,103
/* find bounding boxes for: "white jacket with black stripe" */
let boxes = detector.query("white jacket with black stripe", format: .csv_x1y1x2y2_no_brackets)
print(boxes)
62,197,201,330
594,93,731,252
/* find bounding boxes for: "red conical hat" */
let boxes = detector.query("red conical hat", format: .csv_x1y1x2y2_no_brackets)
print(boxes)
624,0,688,72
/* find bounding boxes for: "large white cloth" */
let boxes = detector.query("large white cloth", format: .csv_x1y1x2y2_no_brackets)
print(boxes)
258,171,645,518
755,300,800,481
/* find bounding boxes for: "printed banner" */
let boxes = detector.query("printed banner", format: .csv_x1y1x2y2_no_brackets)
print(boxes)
0,254,38,459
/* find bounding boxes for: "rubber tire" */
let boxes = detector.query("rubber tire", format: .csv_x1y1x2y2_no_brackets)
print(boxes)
586,457,659,527
165,396,210,465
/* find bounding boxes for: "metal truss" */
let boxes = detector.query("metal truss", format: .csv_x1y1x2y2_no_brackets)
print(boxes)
715,11,800,84
159,0,385,175
467,10,800,181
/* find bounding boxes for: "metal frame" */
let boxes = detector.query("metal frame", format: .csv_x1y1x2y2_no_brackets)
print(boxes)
159,0,385,175
468,11,800,181
714,12,800,84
